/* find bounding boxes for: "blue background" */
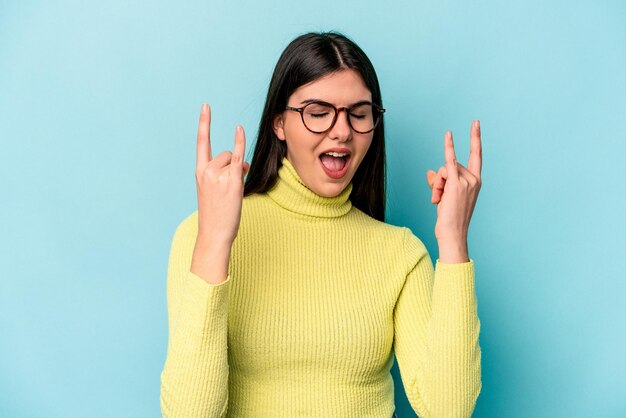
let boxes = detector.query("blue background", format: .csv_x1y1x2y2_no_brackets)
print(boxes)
1,1,625,417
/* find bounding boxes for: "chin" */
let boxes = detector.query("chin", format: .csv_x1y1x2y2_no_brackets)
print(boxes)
317,181,348,197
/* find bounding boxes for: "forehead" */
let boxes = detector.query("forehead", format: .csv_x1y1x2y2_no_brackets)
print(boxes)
290,69,372,105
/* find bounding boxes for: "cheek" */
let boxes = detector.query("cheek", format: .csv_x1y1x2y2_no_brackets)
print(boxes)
353,138,373,167
284,120,308,141
285,126,318,152
360,136,374,156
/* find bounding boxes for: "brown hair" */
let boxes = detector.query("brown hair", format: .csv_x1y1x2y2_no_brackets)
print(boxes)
243,31,386,222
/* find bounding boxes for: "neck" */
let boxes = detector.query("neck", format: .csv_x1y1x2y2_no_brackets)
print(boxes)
266,157,353,218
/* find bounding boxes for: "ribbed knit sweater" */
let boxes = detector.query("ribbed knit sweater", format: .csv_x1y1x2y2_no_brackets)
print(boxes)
160,157,482,418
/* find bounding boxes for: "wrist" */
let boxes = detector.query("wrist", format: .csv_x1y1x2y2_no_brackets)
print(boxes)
196,230,233,248
437,237,469,264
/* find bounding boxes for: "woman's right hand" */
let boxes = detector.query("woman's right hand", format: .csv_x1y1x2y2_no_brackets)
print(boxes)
195,103,250,246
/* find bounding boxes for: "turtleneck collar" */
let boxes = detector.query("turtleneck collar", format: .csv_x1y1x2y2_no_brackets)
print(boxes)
266,157,353,218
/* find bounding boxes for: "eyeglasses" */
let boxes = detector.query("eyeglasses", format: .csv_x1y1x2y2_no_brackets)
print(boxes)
285,100,385,134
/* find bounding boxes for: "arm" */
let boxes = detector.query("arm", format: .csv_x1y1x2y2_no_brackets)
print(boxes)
393,228,482,418
160,215,231,418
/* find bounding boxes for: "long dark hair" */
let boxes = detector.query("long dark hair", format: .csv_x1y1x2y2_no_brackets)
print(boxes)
243,31,386,222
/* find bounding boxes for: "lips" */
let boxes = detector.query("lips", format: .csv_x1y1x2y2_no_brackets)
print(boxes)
318,147,352,157
319,153,351,179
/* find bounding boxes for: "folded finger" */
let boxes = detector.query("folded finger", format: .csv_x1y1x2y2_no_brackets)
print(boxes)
426,170,437,189
209,151,233,170
431,166,447,203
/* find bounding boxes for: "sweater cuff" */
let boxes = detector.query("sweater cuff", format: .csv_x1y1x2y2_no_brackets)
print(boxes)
187,270,232,289
433,258,476,308
435,258,474,267
180,271,231,323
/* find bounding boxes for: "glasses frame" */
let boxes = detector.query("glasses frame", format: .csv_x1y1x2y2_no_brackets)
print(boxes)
285,100,386,134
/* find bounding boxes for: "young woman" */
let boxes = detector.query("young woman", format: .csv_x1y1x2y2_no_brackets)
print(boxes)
161,32,482,418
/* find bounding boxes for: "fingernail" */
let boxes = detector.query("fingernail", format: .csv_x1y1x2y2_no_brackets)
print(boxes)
475,120,480,129
236,125,241,134
201,103,207,114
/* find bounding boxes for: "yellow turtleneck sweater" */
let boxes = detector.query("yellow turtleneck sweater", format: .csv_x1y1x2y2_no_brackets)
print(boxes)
160,157,481,418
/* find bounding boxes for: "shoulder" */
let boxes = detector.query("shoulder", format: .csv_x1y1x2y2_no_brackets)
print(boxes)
239,193,272,223
171,210,199,243
400,226,430,266
349,207,429,261
241,192,266,209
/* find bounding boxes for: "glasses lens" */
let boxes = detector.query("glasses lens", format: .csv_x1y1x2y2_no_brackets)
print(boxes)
301,102,380,133
302,103,335,133
349,104,377,133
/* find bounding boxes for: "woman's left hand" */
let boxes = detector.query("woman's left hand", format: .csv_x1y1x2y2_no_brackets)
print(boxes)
426,120,482,248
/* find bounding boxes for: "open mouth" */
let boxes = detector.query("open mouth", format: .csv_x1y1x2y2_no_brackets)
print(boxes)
319,152,351,178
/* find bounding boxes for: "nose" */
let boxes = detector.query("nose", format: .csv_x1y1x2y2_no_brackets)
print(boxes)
328,108,352,141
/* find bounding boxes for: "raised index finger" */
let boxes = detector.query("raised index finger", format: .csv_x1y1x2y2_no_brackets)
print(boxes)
196,103,212,168
444,130,459,180
468,119,482,178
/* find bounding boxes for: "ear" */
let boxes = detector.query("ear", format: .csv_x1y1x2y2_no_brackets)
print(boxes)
273,113,286,141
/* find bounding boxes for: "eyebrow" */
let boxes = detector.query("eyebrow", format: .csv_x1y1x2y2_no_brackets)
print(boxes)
299,98,373,107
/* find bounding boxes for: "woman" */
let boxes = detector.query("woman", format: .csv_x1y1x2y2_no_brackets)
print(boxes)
160,32,482,418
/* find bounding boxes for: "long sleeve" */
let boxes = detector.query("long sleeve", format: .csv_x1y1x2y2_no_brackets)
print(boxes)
393,228,482,418
160,216,232,418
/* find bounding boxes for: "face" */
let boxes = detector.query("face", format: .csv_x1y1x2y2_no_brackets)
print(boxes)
273,69,374,198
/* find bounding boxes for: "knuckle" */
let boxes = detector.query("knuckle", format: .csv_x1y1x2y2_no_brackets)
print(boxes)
201,164,218,180
196,169,208,182
219,171,231,183
467,174,480,187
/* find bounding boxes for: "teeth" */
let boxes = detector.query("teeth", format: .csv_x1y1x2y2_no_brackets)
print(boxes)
323,151,348,157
